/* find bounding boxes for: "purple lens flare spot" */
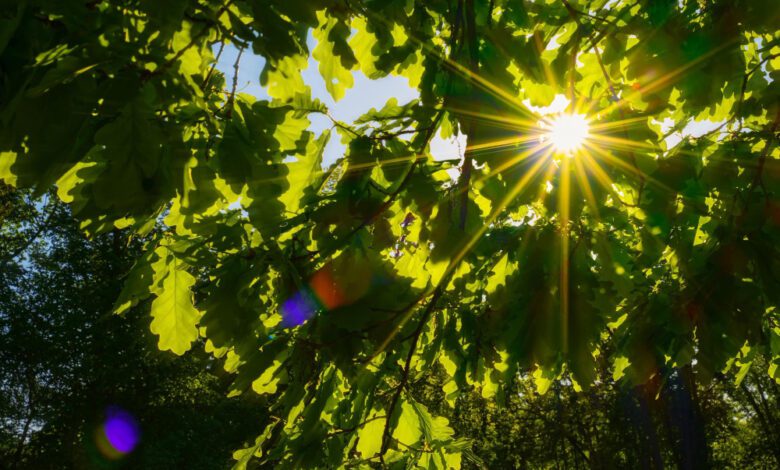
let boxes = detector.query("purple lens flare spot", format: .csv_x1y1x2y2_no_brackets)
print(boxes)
103,407,140,454
281,290,319,327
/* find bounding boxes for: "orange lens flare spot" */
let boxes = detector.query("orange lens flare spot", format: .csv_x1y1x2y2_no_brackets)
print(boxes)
309,266,346,310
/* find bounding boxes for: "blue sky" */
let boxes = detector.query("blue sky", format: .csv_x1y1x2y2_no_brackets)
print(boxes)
214,33,733,168
215,37,465,167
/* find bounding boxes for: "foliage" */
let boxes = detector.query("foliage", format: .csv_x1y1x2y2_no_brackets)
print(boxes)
0,187,264,469
1,0,780,467
412,362,780,469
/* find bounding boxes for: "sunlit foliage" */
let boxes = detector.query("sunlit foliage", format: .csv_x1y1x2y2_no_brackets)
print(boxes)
1,0,779,467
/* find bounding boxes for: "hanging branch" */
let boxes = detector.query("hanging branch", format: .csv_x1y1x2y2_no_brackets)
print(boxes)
311,111,445,266
562,0,646,205
201,40,225,91
458,0,479,230
142,0,236,83
378,285,445,464
224,46,244,119
748,106,780,196
569,30,580,108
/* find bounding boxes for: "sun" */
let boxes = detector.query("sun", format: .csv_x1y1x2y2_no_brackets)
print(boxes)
543,113,590,154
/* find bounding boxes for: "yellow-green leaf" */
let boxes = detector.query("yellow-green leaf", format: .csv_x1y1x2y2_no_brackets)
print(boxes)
356,415,385,458
150,258,201,355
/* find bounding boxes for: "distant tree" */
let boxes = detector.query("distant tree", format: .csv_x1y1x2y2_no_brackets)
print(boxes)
0,185,265,469
411,361,779,469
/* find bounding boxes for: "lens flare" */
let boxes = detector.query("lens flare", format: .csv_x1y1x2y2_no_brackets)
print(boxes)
280,261,369,328
281,290,320,327
543,113,590,154
95,406,140,460
309,267,347,310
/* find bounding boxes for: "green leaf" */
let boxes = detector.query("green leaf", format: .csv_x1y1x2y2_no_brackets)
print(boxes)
263,54,310,102
0,152,18,186
392,400,422,447
411,401,454,443
533,367,555,395
232,423,275,469
251,349,288,394
612,356,631,382
150,255,201,355
4,2,780,467
356,415,385,458
114,245,168,315
312,11,357,101
280,130,329,214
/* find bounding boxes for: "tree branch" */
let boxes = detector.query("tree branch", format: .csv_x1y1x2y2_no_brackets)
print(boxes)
201,40,225,91
313,111,444,264
562,0,645,204
458,0,479,231
224,46,244,119
2,200,56,264
749,105,780,194
326,415,387,438
142,0,235,83
379,286,445,463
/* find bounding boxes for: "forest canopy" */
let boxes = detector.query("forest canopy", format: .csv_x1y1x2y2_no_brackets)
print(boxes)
1,0,780,468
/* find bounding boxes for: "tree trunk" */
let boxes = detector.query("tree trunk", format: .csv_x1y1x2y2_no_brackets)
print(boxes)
666,366,709,470
635,385,664,470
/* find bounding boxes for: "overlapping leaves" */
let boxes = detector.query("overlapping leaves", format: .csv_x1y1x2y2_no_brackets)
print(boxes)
1,0,779,468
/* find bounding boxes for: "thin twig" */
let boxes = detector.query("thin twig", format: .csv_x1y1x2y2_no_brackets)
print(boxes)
312,111,445,265
736,53,780,123
326,415,387,438
2,200,56,263
458,0,479,231
562,0,646,204
142,0,235,83
749,106,780,194
569,30,580,106
201,41,225,91
379,286,445,462
224,46,244,119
